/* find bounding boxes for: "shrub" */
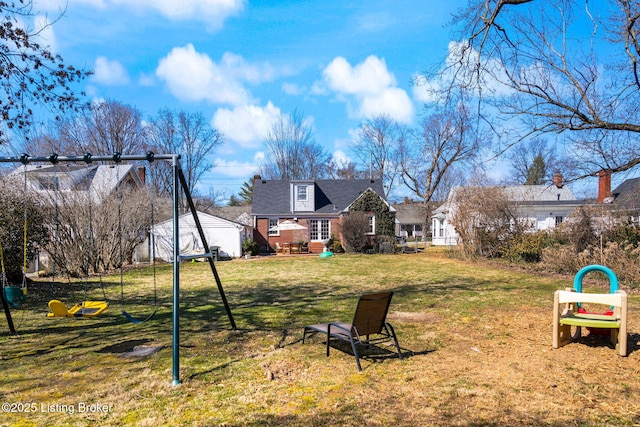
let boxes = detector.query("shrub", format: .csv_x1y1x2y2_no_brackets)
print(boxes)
341,212,371,253
242,238,260,256
503,232,550,263
0,184,48,283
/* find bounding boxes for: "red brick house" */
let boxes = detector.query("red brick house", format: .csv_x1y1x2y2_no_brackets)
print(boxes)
251,176,393,254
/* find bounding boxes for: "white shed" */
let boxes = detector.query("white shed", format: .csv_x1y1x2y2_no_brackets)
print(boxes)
151,211,249,261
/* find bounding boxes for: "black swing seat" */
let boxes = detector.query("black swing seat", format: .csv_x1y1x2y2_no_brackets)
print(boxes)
47,300,109,318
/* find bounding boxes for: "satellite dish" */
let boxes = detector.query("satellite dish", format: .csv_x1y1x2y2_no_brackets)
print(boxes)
603,196,614,204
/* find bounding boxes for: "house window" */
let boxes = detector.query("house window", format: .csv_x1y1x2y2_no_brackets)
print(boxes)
555,216,564,227
268,218,279,236
310,219,330,241
367,215,375,234
297,185,307,201
37,176,59,191
433,218,444,238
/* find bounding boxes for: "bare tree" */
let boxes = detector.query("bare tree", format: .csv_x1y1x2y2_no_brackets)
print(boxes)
147,108,223,197
326,159,368,180
450,185,521,258
440,0,640,179
42,185,151,276
351,114,405,197
55,99,147,155
0,1,90,142
400,103,485,235
261,110,330,180
508,139,563,185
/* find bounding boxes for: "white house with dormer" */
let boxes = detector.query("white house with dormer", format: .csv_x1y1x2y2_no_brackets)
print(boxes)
432,174,586,246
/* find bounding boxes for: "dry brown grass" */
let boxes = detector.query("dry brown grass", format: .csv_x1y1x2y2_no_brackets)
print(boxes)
1,252,639,426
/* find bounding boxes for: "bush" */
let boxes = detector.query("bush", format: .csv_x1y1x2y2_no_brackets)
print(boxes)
0,184,48,283
242,238,260,256
503,232,551,263
341,212,371,253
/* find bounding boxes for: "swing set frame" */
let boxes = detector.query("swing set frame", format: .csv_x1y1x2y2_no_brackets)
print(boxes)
0,152,236,386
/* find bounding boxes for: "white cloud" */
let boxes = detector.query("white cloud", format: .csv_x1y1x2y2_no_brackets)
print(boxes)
220,52,278,84
359,87,413,122
37,0,244,31
156,44,252,105
156,45,283,106
118,0,244,30
323,56,395,95
213,158,259,179
35,0,105,10
319,55,414,124
212,102,282,148
331,149,351,167
92,56,130,85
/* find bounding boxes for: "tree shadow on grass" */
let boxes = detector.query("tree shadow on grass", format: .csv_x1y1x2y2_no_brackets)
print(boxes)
96,338,155,354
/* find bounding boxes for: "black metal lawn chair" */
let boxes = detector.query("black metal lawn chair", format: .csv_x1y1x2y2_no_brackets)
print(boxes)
302,291,403,371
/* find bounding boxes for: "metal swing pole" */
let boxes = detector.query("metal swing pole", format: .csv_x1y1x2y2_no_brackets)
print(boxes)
1,285,16,334
177,168,236,330
171,156,181,386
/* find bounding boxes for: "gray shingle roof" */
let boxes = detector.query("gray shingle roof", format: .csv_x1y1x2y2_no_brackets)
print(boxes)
251,178,386,216
611,177,640,209
393,203,427,224
8,163,142,204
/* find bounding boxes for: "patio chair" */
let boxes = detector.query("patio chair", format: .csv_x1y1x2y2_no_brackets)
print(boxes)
302,291,403,371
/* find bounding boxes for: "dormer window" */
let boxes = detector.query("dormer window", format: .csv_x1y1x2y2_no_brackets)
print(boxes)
297,185,308,201
291,181,315,212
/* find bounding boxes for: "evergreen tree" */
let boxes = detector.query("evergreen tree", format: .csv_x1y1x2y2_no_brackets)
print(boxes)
524,154,547,185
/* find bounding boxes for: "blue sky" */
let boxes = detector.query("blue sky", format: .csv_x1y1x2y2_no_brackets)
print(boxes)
30,0,467,200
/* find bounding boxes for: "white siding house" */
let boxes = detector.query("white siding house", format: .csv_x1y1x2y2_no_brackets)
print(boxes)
432,180,586,246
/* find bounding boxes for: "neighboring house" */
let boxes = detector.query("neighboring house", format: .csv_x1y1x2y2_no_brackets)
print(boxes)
151,211,250,261
432,174,585,246
605,175,640,218
6,163,146,270
209,205,253,229
393,199,428,240
593,170,640,226
251,176,394,253
8,163,144,202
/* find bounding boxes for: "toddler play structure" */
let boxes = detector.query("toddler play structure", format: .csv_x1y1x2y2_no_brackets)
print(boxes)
0,153,236,385
553,264,628,356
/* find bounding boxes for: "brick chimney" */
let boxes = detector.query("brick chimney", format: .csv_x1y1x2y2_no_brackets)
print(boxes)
598,170,611,203
553,173,563,188
137,165,146,184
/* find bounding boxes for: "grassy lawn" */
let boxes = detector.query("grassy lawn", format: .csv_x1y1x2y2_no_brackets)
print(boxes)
1,251,639,426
